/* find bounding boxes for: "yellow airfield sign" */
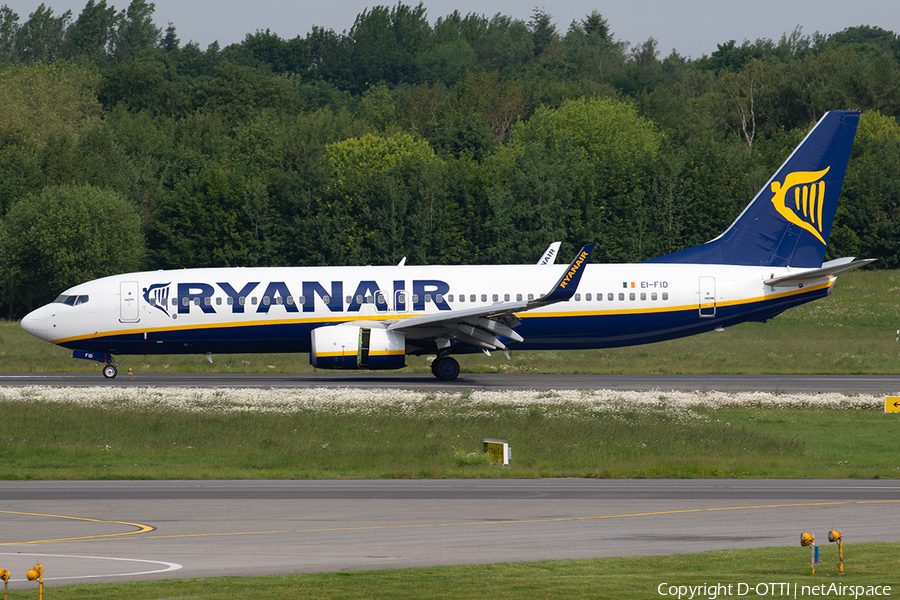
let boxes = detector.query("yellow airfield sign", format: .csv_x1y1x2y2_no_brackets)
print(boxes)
886,397,900,413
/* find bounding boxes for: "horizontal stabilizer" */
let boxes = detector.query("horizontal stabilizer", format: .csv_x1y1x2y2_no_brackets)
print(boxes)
764,258,876,286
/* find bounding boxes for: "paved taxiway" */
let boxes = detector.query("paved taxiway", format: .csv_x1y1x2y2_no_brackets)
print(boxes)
2,480,899,588
3,372,900,394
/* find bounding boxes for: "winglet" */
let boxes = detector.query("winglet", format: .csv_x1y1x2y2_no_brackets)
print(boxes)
530,244,594,308
536,241,562,265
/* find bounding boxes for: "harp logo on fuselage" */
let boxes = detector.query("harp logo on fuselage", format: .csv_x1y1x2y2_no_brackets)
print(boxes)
769,167,830,245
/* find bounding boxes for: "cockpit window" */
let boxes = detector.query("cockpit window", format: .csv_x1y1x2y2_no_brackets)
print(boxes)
52,295,88,306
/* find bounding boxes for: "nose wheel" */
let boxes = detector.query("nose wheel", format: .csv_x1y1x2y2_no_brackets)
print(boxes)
103,362,118,379
431,356,460,380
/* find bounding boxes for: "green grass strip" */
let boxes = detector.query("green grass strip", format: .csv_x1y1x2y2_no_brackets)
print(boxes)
10,542,899,599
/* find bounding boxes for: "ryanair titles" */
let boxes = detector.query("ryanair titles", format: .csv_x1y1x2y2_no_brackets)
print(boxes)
144,280,452,317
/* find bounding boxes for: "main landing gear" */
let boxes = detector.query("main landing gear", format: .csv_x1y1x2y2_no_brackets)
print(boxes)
431,355,460,381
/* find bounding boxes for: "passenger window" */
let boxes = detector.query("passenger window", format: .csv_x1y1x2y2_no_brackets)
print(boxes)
436,294,443,303
227,297,234,305
629,293,635,301
574,293,581,301
640,293,646,301
448,294,454,302
346,296,352,304
516,294,523,301
182,298,189,306
321,295,328,303
216,297,222,306
149,298,157,306
528,293,534,301
504,294,510,301
618,293,625,301
286,296,293,306
458,294,464,303
298,296,307,304
276,296,283,305
608,293,614,301
492,294,498,302
172,298,178,306
481,294,487,302
204,297,212,306
251,297,258,305
662,292,669,301
412,294,419,304
651,292,657,301
585,293,592,301
377,294,386,305
470,294,476,302
239,297,246,306
425,294,432,303
356,295,363,304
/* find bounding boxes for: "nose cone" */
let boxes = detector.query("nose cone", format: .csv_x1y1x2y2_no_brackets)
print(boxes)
21,305,50,341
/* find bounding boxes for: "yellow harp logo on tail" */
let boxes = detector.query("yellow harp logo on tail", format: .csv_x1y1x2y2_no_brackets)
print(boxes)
769,167,830,245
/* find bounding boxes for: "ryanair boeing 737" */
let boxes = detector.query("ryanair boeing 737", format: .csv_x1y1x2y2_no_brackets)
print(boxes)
21,111,871,380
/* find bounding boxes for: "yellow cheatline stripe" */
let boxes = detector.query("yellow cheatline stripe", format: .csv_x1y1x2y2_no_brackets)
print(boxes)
50,280,834,345
0,510,155,545
29,500,876,545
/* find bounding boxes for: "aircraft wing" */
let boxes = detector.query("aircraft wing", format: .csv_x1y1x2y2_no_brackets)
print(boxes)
763,257,875,286
388,245,593,353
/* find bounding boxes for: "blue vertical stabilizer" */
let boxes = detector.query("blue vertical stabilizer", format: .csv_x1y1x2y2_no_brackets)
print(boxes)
648,110,860,268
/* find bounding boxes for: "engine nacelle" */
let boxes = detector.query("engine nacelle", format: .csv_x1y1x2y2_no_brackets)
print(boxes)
309,325,406,370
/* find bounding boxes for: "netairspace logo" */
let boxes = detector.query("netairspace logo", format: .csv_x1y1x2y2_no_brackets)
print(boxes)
657,583,892,599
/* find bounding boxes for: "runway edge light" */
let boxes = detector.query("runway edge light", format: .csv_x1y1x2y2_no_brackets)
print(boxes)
885,397,900,413
829,530,845,575
1,568,10,600
26,564,43,600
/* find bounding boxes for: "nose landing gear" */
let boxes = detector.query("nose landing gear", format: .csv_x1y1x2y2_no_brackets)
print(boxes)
72,350,119,379
102,362,119,379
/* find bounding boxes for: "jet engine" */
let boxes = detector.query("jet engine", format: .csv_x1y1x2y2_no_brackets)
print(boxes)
309,325,406,370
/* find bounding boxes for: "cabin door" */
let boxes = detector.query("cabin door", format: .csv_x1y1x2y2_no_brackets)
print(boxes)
120,281,141,323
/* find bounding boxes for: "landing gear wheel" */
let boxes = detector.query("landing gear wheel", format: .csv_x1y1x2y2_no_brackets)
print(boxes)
431,356,460,381
103,364,118,379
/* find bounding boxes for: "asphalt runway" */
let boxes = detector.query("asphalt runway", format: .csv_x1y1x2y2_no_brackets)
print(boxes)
2,372,900,394
2,480,899,588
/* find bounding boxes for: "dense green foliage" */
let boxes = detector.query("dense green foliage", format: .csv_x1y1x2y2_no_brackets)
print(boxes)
1,2,899,318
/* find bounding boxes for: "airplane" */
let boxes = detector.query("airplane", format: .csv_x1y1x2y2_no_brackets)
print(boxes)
21,110,872,381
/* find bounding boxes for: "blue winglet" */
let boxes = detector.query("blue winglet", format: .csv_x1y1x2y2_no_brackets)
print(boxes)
531,244,594,307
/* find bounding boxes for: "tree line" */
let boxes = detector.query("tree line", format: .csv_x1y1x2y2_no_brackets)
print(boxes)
1,1,899,319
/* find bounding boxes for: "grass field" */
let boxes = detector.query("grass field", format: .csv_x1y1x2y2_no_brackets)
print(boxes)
8,542,899,599
0,387,894,479
3,269,900,376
